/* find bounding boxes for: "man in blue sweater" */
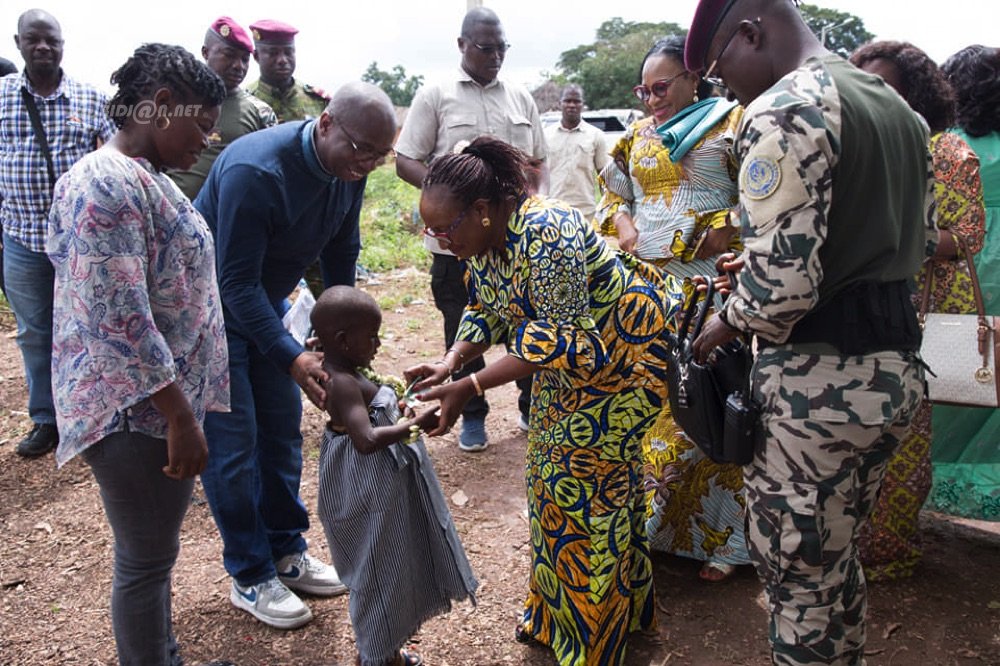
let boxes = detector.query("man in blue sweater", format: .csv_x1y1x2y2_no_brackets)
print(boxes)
195,81,396,629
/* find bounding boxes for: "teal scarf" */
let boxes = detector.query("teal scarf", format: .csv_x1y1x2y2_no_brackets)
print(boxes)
656,97,738,162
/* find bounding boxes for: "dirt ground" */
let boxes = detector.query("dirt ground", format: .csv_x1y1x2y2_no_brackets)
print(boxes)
1,269,999,666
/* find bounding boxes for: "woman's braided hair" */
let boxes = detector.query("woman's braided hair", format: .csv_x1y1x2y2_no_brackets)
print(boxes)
422,136,528,207
107,43,226,129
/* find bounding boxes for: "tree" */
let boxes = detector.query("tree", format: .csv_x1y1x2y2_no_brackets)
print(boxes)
798,4,873,59
556,18,684,110
361,62,424,107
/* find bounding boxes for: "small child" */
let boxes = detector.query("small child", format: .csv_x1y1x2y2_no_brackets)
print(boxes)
311,286,478,666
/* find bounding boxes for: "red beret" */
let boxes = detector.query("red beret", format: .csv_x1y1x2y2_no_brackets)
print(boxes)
249,19,298,45
209,16,254,53
685,0,740,72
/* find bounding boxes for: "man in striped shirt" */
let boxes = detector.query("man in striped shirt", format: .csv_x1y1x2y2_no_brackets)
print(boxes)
0,9,115,458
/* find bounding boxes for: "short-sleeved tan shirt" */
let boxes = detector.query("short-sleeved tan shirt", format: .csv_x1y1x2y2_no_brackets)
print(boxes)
544,121,610,221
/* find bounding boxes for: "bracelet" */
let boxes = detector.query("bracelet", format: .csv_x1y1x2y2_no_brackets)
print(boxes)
445,346,466,372
433,359,455,374
469,372,484,396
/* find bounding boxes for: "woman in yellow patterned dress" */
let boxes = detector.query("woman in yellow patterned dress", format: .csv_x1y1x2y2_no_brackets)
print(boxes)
406,137,683,666
597,35,750,581
850,41,986,579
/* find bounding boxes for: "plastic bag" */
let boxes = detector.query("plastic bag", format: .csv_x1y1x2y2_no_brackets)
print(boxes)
282,279,316,346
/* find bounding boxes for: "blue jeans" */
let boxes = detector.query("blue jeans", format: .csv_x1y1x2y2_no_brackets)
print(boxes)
82,431,191,666
201,329,309,585
2,232,55,425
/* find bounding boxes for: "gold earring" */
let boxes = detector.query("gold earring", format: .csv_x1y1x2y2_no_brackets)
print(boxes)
155,116,171,130
481,217,491,228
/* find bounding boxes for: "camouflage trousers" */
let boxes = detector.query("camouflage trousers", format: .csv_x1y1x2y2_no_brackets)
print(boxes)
745,347,924,666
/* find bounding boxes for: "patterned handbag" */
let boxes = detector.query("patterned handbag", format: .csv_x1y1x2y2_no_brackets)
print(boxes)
918,238,1000,407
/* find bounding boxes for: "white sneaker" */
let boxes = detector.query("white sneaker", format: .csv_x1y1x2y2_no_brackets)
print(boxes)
517,413,530,432
277,551,348,596
230,578,312,629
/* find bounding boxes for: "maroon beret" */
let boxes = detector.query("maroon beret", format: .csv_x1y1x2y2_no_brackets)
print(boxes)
685,0,740,72
209,16,254,53
249,19,298,45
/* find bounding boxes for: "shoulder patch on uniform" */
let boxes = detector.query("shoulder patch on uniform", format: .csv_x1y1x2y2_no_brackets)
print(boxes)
741,155,781,200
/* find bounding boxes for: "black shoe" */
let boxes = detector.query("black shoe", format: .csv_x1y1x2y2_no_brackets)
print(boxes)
15,423,59,458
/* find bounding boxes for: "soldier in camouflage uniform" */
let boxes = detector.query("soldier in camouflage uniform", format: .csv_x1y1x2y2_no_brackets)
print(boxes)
246,20,330,122
685,0,937,664
169,17,277,200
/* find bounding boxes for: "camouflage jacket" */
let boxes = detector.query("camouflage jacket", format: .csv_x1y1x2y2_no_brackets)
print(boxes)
169,89,277,200
723,55,937,343
246,78,329,123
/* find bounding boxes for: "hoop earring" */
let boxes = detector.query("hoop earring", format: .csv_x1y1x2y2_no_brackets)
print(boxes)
481,217,491,228
155,116,171,130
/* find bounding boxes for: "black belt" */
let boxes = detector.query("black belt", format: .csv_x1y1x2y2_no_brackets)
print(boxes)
760,279,921,355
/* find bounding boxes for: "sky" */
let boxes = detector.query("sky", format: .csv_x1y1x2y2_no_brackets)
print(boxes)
1,0,996,97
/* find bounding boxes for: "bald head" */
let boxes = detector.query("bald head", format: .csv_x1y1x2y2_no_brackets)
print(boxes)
328,80,396,130
313,81,397,181
15,8,63,84
461,7,501,38
17,9,59,35
311,286,380,339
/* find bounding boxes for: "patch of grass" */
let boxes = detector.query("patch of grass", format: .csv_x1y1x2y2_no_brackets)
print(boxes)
372,272,429,310
359,163,429,273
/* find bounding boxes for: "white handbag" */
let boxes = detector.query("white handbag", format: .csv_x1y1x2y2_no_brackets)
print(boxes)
918,239,1000,408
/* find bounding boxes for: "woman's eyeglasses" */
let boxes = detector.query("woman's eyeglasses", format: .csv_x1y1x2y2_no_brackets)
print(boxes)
422,207,468,247
632,71,687,102
702,18,761,88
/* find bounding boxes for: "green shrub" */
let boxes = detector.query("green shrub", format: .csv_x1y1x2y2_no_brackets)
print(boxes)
359,164,429,273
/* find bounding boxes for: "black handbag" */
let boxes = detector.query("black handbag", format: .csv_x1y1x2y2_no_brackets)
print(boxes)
664,276,757,465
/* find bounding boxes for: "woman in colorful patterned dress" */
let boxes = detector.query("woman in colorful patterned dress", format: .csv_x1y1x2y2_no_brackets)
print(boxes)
405,136,683,666
849,41,986,578
47,45,229,664
932,45,1000,521
597,35,750,582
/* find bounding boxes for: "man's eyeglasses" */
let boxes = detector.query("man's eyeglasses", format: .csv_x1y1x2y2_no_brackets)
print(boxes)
338,123,395,162
632,72,687,103
422,207,468,247
472,42,510,56
703,18,761,88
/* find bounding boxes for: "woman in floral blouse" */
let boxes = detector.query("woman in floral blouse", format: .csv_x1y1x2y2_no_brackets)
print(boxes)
46,44,229,664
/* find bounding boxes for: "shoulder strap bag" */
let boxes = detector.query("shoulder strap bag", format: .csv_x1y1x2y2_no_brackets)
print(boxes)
20,87,57,188
918,236,1000,407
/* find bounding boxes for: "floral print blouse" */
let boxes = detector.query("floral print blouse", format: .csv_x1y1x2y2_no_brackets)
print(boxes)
47,148,230,465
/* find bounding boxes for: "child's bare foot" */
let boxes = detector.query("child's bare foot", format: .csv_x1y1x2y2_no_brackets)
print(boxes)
355,649,423,666
396,649,423,665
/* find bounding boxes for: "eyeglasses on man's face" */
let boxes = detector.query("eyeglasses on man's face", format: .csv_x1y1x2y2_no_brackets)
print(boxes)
472,41,510,56
702,18,761,88
632,71,687,103
422,206,468,247
338,123,395,162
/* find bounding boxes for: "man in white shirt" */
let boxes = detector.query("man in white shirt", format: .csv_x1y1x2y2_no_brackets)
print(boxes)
544,85,610,223
396,7,546,452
